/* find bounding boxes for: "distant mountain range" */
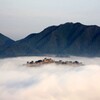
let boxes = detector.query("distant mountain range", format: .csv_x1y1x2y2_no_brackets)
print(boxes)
0,22,100,57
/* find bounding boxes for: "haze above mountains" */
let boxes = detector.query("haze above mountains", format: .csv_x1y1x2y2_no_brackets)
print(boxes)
0,22,100,58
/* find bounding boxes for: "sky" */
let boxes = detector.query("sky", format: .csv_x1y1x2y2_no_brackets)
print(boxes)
0,0,100,40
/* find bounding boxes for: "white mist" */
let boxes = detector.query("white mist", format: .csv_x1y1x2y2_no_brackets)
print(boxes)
0,56,100,100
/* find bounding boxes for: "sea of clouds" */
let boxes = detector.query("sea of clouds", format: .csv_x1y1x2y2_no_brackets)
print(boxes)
0,56,100,100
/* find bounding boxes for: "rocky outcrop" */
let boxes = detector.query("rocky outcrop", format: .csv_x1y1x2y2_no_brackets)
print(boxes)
25,58,84,67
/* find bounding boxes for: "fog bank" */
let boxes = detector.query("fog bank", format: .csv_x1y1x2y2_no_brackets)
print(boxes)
0,56,100,100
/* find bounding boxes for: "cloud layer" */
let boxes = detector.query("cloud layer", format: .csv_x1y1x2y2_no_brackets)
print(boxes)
0,56,100,100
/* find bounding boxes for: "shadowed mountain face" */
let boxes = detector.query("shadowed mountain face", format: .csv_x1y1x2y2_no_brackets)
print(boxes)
0,33,15,56
0,22,100,57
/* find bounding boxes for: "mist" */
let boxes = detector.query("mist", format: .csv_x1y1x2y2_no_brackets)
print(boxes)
0,56,100,100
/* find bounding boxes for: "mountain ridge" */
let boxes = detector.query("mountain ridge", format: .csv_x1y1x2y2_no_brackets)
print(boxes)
0,22,100,57
0,33,15,54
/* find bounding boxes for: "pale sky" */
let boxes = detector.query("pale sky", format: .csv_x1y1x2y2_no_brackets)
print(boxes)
0,0,100,40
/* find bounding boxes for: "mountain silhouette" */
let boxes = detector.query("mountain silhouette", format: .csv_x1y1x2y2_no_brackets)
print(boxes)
0,33,14,57
0,22,100,57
